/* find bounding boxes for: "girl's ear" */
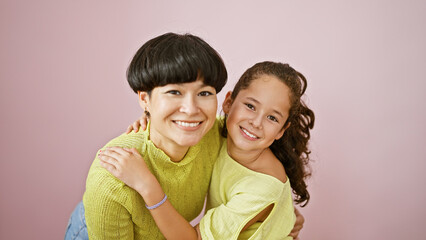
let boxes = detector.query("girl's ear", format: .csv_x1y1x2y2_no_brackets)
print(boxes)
222,91,233,114
138,91,150,111
275,122,291,140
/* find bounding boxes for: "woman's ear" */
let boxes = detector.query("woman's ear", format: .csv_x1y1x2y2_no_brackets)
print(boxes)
222,91,233,114
138,91,150,112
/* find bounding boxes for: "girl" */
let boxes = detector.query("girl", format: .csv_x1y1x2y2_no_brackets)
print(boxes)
99,61,314,239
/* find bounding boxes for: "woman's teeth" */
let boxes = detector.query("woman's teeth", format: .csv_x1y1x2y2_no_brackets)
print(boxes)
175,121,200,127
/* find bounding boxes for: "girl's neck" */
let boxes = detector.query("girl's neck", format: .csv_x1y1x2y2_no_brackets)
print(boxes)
226,139,265,169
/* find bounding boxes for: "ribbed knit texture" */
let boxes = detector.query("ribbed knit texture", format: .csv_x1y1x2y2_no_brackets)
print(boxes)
200,143,296,240
83,119,223,239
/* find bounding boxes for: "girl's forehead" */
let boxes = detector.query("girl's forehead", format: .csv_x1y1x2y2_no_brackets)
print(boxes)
237,76,291,110
245,75,287,92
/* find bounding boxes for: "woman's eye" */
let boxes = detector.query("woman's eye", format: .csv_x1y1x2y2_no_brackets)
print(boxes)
166,90,181,95
245,103,255,110
267,115,278,122
198,91,214,97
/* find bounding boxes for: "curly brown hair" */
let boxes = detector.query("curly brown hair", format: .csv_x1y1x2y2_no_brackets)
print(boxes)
222,61,315,207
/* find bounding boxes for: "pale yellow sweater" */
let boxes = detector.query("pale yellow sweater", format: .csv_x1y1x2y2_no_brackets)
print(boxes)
200,143,296,240
83,120,223,239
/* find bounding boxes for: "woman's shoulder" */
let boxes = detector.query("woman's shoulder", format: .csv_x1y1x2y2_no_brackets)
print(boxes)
104,130,147,149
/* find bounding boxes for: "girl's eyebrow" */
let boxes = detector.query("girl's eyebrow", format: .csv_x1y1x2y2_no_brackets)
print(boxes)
246,97,284,118
273,109,284,118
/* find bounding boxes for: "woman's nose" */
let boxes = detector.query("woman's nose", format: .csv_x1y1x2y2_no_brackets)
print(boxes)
179,96,200,115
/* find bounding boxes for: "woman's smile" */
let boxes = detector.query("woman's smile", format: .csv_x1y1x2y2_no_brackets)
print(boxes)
174,120,203,129
142,79,218,159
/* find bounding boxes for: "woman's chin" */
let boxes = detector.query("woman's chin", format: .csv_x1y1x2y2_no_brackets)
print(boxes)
176,138,203,148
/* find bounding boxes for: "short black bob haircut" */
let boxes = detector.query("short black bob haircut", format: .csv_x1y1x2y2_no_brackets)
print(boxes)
127,32,228,94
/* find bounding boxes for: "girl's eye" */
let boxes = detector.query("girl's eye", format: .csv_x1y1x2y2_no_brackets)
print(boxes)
198,91,214,97
245,103,255,110
267,115,279,122
166,90,181,95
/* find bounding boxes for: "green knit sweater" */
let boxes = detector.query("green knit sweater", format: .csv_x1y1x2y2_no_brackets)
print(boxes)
83,119,223,239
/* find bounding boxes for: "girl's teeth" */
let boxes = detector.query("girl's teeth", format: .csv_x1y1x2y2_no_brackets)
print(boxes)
242,128,257,139
176,121,200,127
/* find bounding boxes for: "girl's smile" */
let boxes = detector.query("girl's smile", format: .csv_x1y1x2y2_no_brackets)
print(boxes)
239,126,260,140
223,74,291,158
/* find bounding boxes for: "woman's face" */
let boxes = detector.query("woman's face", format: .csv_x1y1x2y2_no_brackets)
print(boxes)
141,78,218,157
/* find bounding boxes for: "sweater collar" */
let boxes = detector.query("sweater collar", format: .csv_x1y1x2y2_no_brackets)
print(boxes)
142,121,201,167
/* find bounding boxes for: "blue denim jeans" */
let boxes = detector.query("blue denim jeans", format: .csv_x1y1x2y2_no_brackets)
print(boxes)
64,201,88,240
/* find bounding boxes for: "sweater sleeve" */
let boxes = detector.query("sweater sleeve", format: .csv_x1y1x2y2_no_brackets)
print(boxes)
83,160,136,240
83,133,145,240
199,177,278,240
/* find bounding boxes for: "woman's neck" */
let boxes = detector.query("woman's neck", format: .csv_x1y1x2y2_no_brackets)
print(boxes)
149,132,189,163
160,144,188,162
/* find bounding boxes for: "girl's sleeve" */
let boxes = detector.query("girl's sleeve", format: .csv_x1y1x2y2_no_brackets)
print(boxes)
199,177,278,240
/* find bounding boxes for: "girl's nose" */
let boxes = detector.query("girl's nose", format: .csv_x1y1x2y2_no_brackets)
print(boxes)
249,114,263,129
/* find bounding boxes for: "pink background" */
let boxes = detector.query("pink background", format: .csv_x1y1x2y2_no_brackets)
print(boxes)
1,0,425,239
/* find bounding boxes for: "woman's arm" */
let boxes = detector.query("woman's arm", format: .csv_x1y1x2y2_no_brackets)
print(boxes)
98,147,200,240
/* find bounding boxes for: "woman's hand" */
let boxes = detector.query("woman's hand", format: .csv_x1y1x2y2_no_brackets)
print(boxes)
289,207,304,239
126,112,149,134
98,147,155,195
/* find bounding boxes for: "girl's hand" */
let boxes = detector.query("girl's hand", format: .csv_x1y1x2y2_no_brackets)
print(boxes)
289,207,304,239
98,147,154,194
126,112,149,134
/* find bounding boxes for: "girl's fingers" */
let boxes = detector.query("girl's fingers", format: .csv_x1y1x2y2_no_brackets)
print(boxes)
100,147,126,161
98,153,119,166
133,121,140,133
107,147,131,157
129,148,139,155
126,125,133,134
99,159,118,176
122,148,132,153
122,147,138,155
139,118,147,131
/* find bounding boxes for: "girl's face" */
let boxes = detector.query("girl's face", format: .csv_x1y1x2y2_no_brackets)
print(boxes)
223,74,291,154
139,78,218,156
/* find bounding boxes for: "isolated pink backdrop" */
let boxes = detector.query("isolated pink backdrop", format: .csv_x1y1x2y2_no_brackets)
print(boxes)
1,0,426,239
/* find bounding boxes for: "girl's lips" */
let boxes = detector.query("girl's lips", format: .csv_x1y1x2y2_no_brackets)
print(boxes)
240,126,259,140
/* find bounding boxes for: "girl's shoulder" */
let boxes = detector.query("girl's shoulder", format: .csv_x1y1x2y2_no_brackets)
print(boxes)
255,149,288,183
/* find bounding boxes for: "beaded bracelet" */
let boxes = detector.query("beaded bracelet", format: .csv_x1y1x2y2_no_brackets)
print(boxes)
145,194,167,210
